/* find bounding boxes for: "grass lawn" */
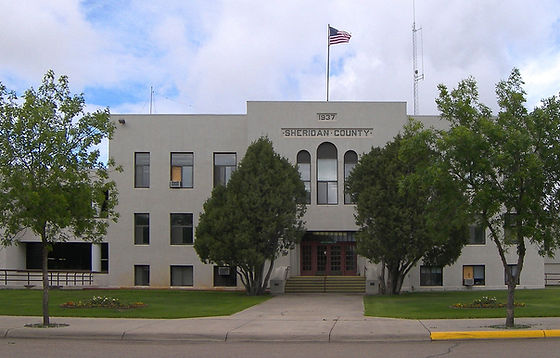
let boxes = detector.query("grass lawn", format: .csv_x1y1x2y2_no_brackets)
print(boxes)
364,287,560,319
0,289,269,319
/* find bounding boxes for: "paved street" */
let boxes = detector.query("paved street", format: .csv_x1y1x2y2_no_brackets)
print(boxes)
3,338,560,358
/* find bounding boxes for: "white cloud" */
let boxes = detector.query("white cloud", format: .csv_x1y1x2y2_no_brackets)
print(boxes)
0,0,559,116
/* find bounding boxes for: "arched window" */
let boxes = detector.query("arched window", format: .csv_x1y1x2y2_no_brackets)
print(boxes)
297,150,311,204
317,142,338,205
344,151,358,204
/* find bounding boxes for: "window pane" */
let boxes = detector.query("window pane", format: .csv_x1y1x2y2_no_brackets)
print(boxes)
134,265,149,286
344,151,358,164
224,166,235,183
298,163,311,181
304,182,311,204
317,143,337,159
135,152,150,188
171,214,193,244
473,265,484,279
318,182,328,204
213,266,237,287
297,150,311,164
135,153,150,165
135,213,149,225
344,163,356,178
171,213,192,226
505,264,520,285
215,153,236,166
327,181,338,204
172,153,193,166
171,266,193,286
214,167,226,186
134,214,149,245
318,159,337,181
473,265,485,285
214,153,236,187
182,166,193,187
171,166,182,182
468,224,485,244
420,266,443,286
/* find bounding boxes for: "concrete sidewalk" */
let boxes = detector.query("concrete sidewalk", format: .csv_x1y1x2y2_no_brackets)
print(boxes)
1,294,560,342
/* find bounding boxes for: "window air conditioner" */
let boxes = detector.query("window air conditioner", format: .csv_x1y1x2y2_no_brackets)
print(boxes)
464,278,474,286
218,267,230,276
169,181,181,188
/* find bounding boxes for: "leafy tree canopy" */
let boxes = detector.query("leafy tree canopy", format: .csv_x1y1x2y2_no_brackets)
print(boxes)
0,70,119,325
347,123,469,295
433,68,560,327
195,137,306,295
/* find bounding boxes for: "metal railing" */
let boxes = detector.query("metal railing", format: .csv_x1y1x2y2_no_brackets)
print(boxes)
545,273,560,286
0,269,95,287
284,265,291,280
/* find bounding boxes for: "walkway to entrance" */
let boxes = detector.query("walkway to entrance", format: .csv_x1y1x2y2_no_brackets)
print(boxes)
231,294,364,320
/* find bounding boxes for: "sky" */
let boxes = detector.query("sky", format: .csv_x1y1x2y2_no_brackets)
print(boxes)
1,0,560,118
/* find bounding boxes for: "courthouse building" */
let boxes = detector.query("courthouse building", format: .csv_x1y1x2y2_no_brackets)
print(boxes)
1,101,556,291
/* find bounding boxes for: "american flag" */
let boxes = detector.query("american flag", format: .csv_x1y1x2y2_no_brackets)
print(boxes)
329,26,351,45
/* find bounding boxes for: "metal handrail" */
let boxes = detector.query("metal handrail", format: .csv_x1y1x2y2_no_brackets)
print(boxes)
0,269,96,287
545,272,560,286
284,265,291,280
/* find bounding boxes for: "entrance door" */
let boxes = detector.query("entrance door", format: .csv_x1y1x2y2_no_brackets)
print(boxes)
300,241,357,276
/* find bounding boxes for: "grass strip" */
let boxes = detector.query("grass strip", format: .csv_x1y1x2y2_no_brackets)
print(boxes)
0,289,269,319
364,287,560,319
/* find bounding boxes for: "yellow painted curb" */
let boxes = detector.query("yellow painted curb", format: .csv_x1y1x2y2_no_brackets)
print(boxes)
543,330,560,338
431,330,547,340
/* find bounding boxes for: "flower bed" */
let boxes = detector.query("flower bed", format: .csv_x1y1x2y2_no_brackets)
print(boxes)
451,296,525,309
60,296,146,309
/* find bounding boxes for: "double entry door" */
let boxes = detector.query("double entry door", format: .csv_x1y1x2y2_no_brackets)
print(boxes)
300,241,357,276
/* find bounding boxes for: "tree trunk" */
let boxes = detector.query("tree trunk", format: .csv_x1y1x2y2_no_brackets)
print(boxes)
378,261,387,295
386,267,400,295
506,283,515,328
260,258,275,295
41,235,50,326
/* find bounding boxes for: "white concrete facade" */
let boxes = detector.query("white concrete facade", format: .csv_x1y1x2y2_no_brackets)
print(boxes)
0,101,553,291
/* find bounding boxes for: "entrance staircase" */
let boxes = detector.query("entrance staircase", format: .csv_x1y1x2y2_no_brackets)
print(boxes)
284,276,365,293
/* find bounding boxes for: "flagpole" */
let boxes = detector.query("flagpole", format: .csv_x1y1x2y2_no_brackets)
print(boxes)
327,24,330,102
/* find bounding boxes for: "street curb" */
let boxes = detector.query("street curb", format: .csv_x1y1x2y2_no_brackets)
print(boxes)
431,329,560,340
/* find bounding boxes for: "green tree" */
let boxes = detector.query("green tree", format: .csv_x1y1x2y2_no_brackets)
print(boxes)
434,68,560,327
0,71,119,326
346,124,469,295
195,137,307,295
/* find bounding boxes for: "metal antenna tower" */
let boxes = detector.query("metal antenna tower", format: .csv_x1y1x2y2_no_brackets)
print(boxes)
412,0,424,115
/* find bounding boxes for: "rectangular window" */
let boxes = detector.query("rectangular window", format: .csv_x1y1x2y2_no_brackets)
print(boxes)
134,213,149,245
134,265,150,286
170,213,193,245
505,264,520,285
468,223,485,244
297,163,311,204
134,152,150,188
170,265,194,286
213,266,237,287
463,265,485,285
504,213,517,241
318,181,338,205
170,152,193,188
101,243,109,273
420,266,443,286
213,153,236,187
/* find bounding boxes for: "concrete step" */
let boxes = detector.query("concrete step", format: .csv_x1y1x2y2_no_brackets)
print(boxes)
285,276,365,293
